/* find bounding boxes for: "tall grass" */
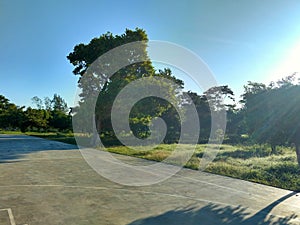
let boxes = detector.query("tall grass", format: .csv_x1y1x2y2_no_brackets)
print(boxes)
106,144,300,191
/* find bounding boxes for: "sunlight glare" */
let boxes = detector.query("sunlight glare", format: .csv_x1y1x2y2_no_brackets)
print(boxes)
265,40,300,83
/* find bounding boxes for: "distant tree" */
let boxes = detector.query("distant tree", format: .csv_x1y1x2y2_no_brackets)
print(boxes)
225,108,247,143
242,76,300,166
204,85,235,111
204,85,235,142
28,94,70,131
0,95,9,107
51,94,68,113
31,96,44,109
184,91,211,143
281,85,300,165
0,95,25,129
0,94,71,132
21,107,50,132
241,81,270,145
49,110,71,131
44,97,52,111
184,87,233,144
48,94,71,131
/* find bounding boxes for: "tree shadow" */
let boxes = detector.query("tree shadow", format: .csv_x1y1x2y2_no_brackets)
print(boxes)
128,192,298,225
0,134,77,163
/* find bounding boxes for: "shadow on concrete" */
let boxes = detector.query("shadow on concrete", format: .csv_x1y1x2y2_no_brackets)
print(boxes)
0,135,77,163
128,192,298,225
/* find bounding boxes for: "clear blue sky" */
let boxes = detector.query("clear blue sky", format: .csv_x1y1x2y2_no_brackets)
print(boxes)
1,0,300,107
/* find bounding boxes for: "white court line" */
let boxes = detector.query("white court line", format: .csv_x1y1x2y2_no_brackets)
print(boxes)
0,208,28,225
0,208,16,225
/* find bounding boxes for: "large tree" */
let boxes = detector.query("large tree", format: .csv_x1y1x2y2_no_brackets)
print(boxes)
68,28,184,144
242,76,300,166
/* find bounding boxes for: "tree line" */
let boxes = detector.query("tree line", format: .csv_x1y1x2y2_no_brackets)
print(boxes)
2,28,299,166
0,94,71,132
67,28,300,165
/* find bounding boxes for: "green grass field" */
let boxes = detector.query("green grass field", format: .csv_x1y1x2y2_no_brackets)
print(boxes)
105,144,300,191
1,131,299,191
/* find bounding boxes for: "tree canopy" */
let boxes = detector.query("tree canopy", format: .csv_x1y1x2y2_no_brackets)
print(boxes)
67,28,300,167
0,94,71,132
2,27,300,168
68,28,186,144
242,75,300,164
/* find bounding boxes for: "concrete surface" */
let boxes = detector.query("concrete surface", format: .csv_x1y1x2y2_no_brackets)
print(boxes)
0,134,299,225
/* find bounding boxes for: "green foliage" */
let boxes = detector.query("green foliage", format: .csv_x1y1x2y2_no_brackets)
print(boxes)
0,94,71,132
3,26,300,191
49,110,72,131
68,28,185,144
31,96,44,109
204,85,235,111
52,94,68,113
68,28,156,140
184,91,211,143
0,95,25,129
21,107,50,131
241,74,300,164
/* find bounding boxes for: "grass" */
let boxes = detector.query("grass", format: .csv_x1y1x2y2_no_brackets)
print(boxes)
1,130,299,191
0,130,78,145
105,143,300,191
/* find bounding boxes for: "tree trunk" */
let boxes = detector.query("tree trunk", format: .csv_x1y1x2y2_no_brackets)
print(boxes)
96,118,101,134
90,114,100,147
271,145,276,154
295,144,300,167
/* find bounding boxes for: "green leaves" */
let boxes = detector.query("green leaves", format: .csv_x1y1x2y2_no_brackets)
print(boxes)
68,28,186,143
0,94,71,132
0,95,24,129
242,77,300,164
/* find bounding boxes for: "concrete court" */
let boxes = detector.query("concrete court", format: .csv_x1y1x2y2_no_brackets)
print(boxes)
0,134,299,225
